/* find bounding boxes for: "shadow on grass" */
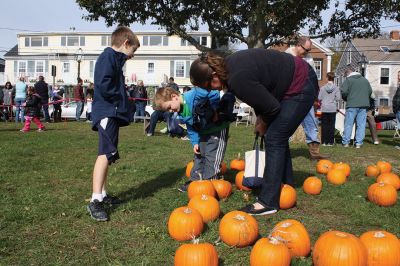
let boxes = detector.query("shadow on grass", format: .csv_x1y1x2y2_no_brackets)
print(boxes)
290,147,309,159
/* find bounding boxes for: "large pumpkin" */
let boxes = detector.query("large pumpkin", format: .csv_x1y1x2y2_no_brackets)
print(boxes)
360,230,400,266
376,172,400,190
211,179,232,200
367,182,397,207
235,171,251,191
376,161,392,174
280,184,297,209
188,194,220,223
365,165,380,178
230,153,245,171
313,231,367,266
333,162,351,177
174,242,218,266
219,210,259,247
185,161,194,178
188,180,216,199
250,237,291,266
270,219,311,257
316,159,334,174
326,168,347,185
303,176,322,195
168,207,204,241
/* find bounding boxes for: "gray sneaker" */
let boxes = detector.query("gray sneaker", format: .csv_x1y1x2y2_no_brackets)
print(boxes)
355,144,361,149
87,200,108,222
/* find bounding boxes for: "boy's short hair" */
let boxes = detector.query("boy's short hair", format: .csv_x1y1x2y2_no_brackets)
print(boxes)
111,26,140,48
154,87,180,110
327,72,335,81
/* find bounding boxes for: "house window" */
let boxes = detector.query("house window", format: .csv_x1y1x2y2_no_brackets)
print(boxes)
380,68,389,85
147,62,155,73
61,36,85,46
181,36,208,46
18,61,26,77
314,60,322,80
175,61,185,78
380,46,390,54
27,61,35,77
36,61,44,76
63,62,70,73
101,36,111,46
142,36,168,46
379,97,389,107
24,36,49,47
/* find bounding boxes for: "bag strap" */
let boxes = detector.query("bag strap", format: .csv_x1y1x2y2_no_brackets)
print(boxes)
253,133,265,151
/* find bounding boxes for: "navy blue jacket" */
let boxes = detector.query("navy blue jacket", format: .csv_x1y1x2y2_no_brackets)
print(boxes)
92,47,131,130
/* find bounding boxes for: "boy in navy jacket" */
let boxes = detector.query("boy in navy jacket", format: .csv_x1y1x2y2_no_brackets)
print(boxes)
87,26,140,222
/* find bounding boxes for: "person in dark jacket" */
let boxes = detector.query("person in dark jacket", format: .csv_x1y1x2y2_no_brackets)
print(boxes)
189,49,318,215
20,86,45,132
87,26,140,222
34,76,50,122
74,78,85,121
393,71,400,133
133,80,147,122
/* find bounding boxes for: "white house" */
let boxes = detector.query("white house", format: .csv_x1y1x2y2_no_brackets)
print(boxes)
3,31,211,87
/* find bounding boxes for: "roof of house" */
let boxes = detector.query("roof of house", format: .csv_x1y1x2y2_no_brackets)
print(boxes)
4,45,18,57
352,38,400,62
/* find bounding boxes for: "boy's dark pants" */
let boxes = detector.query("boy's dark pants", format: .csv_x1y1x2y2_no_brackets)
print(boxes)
321,112,336,144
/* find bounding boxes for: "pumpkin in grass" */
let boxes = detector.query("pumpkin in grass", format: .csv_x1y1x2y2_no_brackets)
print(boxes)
326,168,347,185
235,171,251,191
280,184,297,209
188,194,220,223
174,241,218,266
250,237,291,266
367,182,397,207
376,172,400,190
220,161,228,175
316,159,334,174
211,179,232,200
270,219,311,258
333,162,351,177
188,180,216,199
376,161,392,173
303,176,322,195
168,207,204,241
360,230,400,266
185,161,194,178
313,231,367,266
365,165,380,178
230,153,245,171
219,210,258,247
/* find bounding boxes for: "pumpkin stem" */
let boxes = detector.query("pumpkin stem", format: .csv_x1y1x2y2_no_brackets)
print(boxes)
374,231,385,238
201,194,208,200
192,238,200,244
183,208,192,214
198,172,203,181
269,237,280,245
237,152,241,159
234,214,246,221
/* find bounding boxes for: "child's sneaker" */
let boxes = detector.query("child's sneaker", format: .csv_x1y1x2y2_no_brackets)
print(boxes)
37,128,46,132
20,129,28,132
103,195,123,205
87,200,108,222
159,127,168,134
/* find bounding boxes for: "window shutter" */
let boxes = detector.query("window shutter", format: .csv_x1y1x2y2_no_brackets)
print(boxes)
185,61,190,78
170,61,174,78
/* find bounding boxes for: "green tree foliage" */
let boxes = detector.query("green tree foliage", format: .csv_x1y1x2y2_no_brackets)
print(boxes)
76,0,399,50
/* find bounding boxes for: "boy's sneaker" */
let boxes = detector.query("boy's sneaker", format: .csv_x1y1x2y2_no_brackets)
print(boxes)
240,201,277,216
355,144,361,149
103,195,123,205
180,136,190,141
37,128,46,132
20,129,28,132
343,144,349,148
178,181,192,192
87,200,108,222
373,141,379,145
159,127,168,134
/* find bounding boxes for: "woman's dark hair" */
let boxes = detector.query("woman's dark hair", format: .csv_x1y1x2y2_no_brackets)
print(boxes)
190,52,228,89
5,81,11,88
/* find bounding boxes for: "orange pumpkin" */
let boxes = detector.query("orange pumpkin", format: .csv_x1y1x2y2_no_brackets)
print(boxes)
326,169,347,185
367,182,397,207
316,159,334,174
219,210,259,247
211,179,232,200
235,171,251,191
365,165,380,178
188,180,216,199
376,172,400,190
220,162,228,175
313,231,367,266
188,194,220,223
230,153,245,171
250,237,291,266
270,219,311,258
333,162,351,177
185,161,194,178
360,230,400,266
376,161,392,174
168,207,204,241
279,184,297,209
174,242,218,266
303,176,322,195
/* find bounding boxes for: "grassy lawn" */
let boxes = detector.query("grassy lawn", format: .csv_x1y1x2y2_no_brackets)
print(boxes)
0,121,399,265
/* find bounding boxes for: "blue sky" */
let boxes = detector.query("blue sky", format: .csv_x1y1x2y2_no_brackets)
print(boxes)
1,0,399,57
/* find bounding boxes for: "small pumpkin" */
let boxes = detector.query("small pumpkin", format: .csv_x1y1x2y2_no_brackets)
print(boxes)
280,184,297,209
360,230,400,266
313,231,367,266
326,168,347,185
188,180,216,199
211,179,232,200
174,241,218,266
185,160,194,178
219,210,259,247
230,153,245,171
376,161,392,174
316,159,334,174
367,182,397,207
270,219,311,258
235,171,251,191
188,194,220,223
168,207,204,241
303,176,322,195
333,162,351,177
250,237,291,266
376,172,400,190
365,165,380,178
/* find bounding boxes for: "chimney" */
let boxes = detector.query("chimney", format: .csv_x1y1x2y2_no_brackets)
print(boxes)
390,30,400,40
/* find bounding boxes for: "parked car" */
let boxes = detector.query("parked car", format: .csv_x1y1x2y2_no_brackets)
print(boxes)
49,101,87,120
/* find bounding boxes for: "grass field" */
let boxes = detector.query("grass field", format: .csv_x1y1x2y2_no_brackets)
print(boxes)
0,121,399,265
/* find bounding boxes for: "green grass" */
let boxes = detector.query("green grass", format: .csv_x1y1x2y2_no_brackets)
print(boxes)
0,122,399,265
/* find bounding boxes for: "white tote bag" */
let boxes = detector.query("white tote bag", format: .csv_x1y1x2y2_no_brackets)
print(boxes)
243,134,265,188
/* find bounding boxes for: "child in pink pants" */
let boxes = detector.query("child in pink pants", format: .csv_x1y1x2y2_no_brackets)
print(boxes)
21,86,45,132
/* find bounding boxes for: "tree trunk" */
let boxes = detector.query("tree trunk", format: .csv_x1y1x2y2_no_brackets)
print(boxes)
247,3,267,48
